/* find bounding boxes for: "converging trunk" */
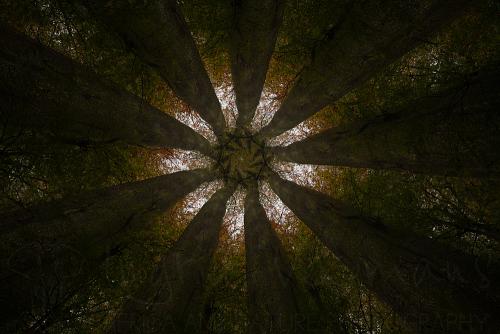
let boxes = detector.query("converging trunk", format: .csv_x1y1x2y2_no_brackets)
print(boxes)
275,67,500,178
268,173,500,333
230,0,284,127
0,169,213,331
260,0,471,138
0,23,212,155
77,0,226,136
244,183,304,333
434,218,500,243
111,185,234,334
0,169,212,239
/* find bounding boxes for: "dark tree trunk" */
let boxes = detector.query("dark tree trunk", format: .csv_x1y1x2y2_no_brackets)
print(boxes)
260,0,471,138
0,22,212,155
461,224,500,242
268,173,500,333
0,169,213,331
434,218,500,243
274,67,500,178
230,0,284,127
77,0,226,136
244,183,304,333
0,169,212,237
110,185,234,334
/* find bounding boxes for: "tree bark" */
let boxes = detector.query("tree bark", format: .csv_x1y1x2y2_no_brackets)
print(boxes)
0,22,212,155
110,185,234,334
78,0,226,136
244,182,304,333
434,218,500,243
268,173,500,333
230,0,284,127
274,67,500,178
0,169,213,238
259,0,471,138
0,169,213,331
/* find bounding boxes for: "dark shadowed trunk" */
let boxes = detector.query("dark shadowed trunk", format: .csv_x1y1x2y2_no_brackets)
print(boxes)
77,0,226,136
275,67,500,178
111,185,234,334
244,182,304,333
0,169,213,331
0,22,212,155
0,169,212,237
230,0,284,127
268,173,500,333
434,218,500,243
260,0,471,138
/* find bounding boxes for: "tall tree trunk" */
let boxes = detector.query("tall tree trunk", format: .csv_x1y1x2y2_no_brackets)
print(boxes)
110,185,234,334
259,0,471,138
268,173,500,333
0,169,213,331
274,67,500,178
0,169,212,238
230,0,284,127
244,182,304,333
77,0,226,136
0,23,212,155
434,218,500,243
463,224,500,243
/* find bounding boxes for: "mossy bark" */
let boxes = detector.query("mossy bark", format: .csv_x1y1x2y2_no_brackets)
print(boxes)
268,173,500,333
110,185,234,334
230,0,284,127
78,0,226,136
0,22,212,155
244,183,304,334
275,67,500,178
260,0,471,138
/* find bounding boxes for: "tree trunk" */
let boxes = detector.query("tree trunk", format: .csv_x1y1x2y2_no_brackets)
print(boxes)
244,182,304,333
0,169,213,331
0,169,212,238
461,224,500,242
230,0,284,127
259,0,471,138
274,67,500,178
434,218,500,243
0,22,212,155
78,0,226,136
268,173,500,333
110,185,234,334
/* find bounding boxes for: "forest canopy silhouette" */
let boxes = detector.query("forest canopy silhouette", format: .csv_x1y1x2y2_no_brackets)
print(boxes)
0,0,499,333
